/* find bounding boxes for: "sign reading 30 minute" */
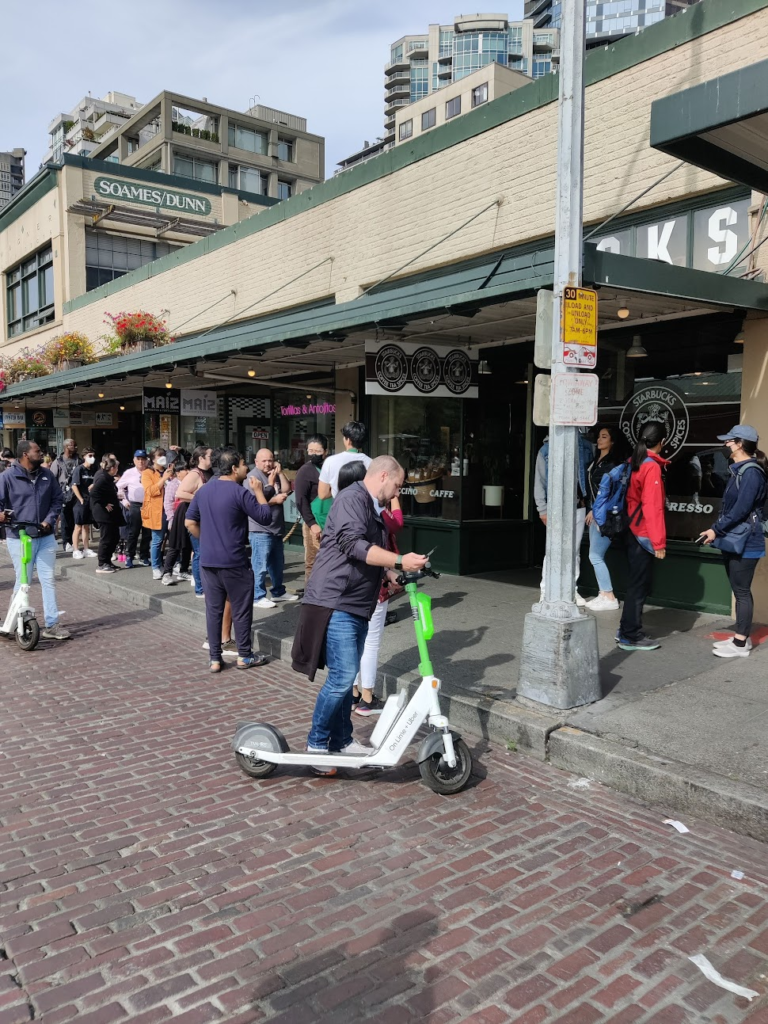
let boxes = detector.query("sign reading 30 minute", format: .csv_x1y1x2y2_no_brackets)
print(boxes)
562,286,598,367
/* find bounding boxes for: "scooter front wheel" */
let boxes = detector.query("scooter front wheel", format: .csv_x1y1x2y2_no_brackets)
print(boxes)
419,736,473,795
16,618,40,651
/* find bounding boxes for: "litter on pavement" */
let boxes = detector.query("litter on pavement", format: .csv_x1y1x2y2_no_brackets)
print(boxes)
664,819,690,834
731,869,745,880
688,954,760,1001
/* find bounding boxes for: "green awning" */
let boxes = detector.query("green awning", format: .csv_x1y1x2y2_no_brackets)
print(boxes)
650,58,768,192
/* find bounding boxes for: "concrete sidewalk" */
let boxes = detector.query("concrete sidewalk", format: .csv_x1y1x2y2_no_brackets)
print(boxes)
12,543,767,841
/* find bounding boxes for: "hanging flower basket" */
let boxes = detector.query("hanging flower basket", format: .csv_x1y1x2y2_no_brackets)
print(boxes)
44,332,97,371
101,310,173,356
2,347,52,384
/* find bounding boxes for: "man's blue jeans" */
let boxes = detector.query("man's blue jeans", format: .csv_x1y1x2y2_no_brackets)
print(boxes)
249,532,286,600
307,611,369,751
6,533,60,628
189,533,203,595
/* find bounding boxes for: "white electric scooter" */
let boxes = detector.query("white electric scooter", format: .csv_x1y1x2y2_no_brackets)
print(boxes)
0,516,41,650
232,564,474,794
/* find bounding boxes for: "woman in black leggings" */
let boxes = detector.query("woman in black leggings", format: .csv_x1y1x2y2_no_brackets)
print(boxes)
90,456,125,573
699,424,767,659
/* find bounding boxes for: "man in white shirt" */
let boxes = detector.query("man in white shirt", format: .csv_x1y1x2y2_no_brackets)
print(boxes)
317,421,372,500
117,450,150,568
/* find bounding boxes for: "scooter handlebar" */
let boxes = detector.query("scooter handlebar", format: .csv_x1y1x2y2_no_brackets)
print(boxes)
396,563,441,586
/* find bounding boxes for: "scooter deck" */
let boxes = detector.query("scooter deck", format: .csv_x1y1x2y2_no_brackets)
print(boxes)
235,744,393,769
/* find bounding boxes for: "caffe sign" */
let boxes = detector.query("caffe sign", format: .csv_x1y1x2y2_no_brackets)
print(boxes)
365,341,479,399
619,385,689,457
94,177,212,217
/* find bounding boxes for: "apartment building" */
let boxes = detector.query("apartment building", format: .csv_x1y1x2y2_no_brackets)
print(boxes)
87,92,325,201
0,150,25,211
44,93,144,164
384,13,559,143
524,0,699,46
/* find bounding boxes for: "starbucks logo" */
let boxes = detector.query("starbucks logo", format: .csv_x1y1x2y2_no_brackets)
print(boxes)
620,385,689,457
442,349,473,395
411,347,441,393
374,345,408,393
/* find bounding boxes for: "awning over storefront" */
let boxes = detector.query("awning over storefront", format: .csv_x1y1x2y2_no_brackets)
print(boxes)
650,58,768,193
3,245,768,409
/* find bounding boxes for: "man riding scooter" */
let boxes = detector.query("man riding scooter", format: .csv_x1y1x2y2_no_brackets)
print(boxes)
291,455,427,775
0,440,70,641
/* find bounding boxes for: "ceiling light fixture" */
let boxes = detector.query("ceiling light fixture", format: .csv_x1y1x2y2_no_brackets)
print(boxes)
119,405,125,411
98,392,105,398
165,380,173,389
734,331,745,344
626,335,647,359
617,304,630,320
247,369,256,377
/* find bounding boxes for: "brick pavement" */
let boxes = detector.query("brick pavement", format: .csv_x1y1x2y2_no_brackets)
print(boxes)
1,574,768,1023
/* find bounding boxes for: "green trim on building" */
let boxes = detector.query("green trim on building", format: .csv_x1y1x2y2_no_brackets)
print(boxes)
650,58,768,193
62,0,768,316
0,166,58,232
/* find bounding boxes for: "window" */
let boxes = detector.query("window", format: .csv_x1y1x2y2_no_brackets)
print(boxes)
471,83,489,107
84,230,179,292
421,108,436,131
227,124,267,155
228,164,268,195
173,153,217,183
277,138,293,162
277,180,292,200
446,96,461,119
399,119,413,141
6,246,55,338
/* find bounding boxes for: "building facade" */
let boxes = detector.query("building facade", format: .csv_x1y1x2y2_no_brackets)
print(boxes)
2,0,768,621
525,0,699,46
384,14,560,143
0,150,26,211
87,93,325,202
44,93,144,165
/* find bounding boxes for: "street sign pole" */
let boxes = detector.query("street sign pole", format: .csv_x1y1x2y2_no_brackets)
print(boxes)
518,0,601,709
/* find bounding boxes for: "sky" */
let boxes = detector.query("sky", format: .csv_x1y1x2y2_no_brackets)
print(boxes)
1,0,524,179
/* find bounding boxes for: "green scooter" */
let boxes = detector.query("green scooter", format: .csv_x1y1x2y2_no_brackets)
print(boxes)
0,518,41,650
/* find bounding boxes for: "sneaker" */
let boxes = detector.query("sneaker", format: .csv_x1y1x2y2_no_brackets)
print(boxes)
355,695,385,717
340,739,374,755
221,640,239,660
161,573,177,587
272,593,299,603
41,624,70,641
236,653,269,670
351,689,362,709
713,639,751,659
617,634,660,651
125,558,134,569
713,636,752,650
152,568,163,581
72,550,84,560
139,559,151,567
64,544,73,553
83,549,97,559
575,593,587,607
306,746,337,777
195,593,205,599
254,597,276,609
586,595,620,612
174,571,192,582
173,562,181,575
96,564,117,574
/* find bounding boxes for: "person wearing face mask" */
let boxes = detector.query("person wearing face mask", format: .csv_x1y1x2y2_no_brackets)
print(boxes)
70,447,98,560
141,448,175,583
698,425,768,659
293,434,328,584
0,440,69,640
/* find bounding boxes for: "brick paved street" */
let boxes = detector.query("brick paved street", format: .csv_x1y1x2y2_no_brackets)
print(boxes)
2,573,768,1023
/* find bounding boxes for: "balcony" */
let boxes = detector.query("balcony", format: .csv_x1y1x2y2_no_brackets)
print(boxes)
385,57,409,74
384,114,396,131
92,111,130,137
533,31,559,51
385,82,410,101
437,52,453,63
408,43,428,59
385,98,411,117
437,64,453,80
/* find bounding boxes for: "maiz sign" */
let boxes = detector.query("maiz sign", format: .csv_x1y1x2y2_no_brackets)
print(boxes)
94,177,212,217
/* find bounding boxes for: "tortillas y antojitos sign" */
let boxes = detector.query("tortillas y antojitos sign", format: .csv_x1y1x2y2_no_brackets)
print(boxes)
94,177,212,217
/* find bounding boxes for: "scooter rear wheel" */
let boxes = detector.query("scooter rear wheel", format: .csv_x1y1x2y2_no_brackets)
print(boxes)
419,737,473,795
235,752,277,779
16,618,40,652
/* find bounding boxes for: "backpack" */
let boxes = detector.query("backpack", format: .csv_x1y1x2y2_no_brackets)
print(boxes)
733,462,768,536
592,462,633,538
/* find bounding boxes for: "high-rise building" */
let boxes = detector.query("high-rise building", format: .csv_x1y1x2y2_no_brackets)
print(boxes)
0,149,25,210
383,14,559,144
524,0,700,47
44,92,144,164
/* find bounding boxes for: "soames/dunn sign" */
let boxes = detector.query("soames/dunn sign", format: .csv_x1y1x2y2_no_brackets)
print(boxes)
94,177,212,217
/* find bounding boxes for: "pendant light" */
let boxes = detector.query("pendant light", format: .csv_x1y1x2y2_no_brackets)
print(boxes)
626,335,647,359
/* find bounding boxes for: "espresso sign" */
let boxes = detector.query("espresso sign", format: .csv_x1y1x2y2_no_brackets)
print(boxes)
365,341,478,399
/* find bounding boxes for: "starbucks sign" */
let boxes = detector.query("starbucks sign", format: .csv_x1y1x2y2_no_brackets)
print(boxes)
94,176,212,217
619,386,689,458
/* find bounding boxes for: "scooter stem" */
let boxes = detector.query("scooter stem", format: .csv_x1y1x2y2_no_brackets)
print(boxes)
20,530,32,587
406,580,434,677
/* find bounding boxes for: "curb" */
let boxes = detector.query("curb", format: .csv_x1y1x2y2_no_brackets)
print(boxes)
61,565,768,843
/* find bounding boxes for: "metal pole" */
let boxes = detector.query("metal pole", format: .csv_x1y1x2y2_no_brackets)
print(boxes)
517,0,601,709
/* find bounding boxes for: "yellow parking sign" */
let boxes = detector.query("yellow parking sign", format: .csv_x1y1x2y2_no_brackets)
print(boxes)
562,287,598,367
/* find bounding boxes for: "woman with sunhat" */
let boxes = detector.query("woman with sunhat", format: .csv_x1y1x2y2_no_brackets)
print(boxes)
698,424,767,659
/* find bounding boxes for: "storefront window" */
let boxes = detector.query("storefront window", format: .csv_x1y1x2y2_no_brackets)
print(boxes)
180,415,223,452
273,391,335,470
144,413,177,452
372,396,462,521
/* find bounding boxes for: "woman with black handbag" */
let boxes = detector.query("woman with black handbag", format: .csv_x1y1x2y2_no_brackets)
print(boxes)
698,425,767,659
90,455,125,574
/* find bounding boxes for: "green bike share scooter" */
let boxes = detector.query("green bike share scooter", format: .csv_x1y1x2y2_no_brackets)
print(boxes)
0,515,41,651
232,562,474,795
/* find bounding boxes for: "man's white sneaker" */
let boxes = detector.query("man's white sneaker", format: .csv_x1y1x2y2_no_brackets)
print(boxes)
254,597,276,609
72,550,84,560
152,569,163,581
340,739,374,755
84,549,97,558
713,639,751,658
272,593,299,603
575,593,587,607
65,544,73,553
586,595,620,612
161,573,177,586
713,636,752,650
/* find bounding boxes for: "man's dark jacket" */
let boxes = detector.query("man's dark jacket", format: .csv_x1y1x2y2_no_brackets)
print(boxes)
0,463,63,537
